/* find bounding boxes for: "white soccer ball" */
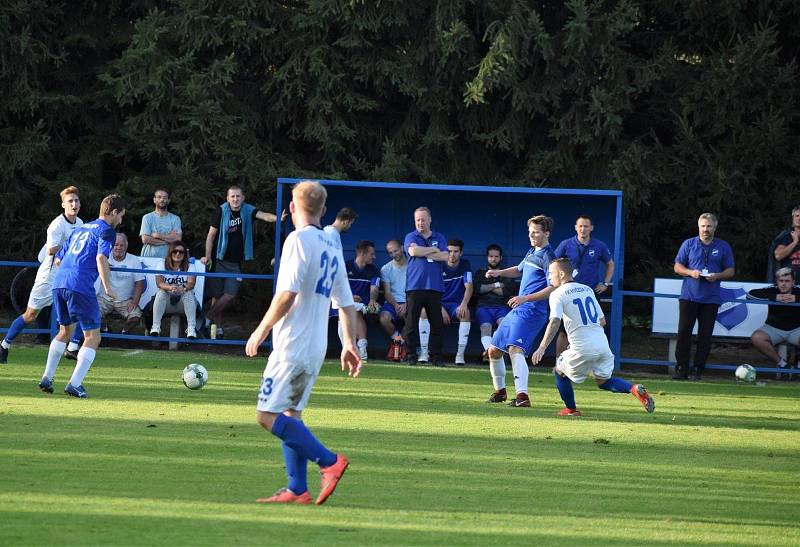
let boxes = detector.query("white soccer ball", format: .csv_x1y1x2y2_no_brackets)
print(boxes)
735,364,756,383
182,363,208,390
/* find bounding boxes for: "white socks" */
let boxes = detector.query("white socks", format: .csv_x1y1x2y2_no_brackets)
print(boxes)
67,341,80,352
69,347,96,387
357,338,368,360
511,352,529,395
458,321,471,347
43,340,67,381
1,339,10,350
480,335,492,350
418,318,430,355
489,354,506,390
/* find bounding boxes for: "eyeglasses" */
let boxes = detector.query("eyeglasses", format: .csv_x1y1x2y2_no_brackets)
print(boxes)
172,250,186,255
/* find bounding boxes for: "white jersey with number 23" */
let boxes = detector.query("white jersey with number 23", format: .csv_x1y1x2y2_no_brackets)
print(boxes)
268,225,354,372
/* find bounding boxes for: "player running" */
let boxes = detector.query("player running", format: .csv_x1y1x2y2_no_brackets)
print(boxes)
531,257,654,416
0,186,84,364
37,194,126,398
245,180,361,506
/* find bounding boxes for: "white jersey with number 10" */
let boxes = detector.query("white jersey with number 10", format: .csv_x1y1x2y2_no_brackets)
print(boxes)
268,225,354,371
548,282,608,354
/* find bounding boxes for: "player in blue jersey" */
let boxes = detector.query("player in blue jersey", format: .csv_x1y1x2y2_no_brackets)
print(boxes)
37,194,127,398
341,240,380,361
485,215,556,407
435,239,473,365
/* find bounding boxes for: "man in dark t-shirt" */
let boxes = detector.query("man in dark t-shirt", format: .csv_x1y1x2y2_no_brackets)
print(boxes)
747,267,800,374
200,184,277,337
773,205,800,279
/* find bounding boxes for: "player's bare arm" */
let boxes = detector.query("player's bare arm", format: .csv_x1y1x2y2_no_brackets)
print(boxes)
337,305,363,378
245,291,297,357
255,210,278,223
487,266,521,279
96,254,117,301
201,226,218,265
508,285,554,308
531,317,561,365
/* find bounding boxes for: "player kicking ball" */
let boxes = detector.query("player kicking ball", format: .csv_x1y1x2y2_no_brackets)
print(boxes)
531,258,654,416
245,180,362,506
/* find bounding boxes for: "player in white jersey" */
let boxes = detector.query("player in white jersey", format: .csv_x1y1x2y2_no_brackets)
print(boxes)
0,186,84,364
531,258,654,416
245,181,361,506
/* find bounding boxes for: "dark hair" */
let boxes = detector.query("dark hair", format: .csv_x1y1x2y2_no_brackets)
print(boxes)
336,207,358,222
100,194,127,215
528,214,553,233
165,241,189,272
386,238,402,247
356,240,374,254
550,257,573,275
486,243,503,255
447,238,464,250
154,188,170,197
575,214,592,223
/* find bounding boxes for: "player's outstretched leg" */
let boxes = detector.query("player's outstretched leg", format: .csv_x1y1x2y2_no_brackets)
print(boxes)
257,440,313,504
553,369,581,416
1,314,31,363
507,351,531,407
487,346,507,402
630,384,655,413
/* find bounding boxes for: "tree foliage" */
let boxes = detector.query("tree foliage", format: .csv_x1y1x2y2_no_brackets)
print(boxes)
2,0,799,308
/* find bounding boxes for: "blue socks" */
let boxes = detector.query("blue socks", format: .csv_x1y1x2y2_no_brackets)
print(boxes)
5,315,29,343
554,369,576,410
598,377,633,393
271,413,337,468
282,441,309,495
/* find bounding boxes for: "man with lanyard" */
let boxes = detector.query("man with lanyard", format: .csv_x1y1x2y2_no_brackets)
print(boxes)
553,215,614,357
672,213,735,380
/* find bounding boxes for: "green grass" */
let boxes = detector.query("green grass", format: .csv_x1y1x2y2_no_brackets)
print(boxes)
2,345,800,546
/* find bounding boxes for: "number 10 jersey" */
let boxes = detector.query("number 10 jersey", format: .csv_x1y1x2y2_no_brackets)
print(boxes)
548,281,608,354
270,225,354,370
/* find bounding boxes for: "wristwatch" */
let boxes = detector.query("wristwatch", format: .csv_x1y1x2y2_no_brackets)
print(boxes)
601,282,612,287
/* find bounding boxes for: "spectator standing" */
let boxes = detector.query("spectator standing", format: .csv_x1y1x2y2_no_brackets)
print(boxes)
772,205,800,279
150,241,198,339
553,215,614,356
673,213,735,380
474,244,515,362
139,189,182,258
96,233,145,335
435,238,473,365
379,239,408,343
200,184,278,337
485,215,556,407
747,267,800,375
402,207,449,366
1,186,84,364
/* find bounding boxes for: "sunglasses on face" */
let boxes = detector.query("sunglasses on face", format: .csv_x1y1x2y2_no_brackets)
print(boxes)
172,249,186,255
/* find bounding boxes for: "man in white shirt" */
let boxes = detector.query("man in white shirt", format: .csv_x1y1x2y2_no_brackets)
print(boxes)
96,233,146,333
245,180,361,506
1,186,83,364
531,258,654,416
139,189,182,258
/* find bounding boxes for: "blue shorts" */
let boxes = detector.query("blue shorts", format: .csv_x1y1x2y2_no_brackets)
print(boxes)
442,301,461,321
476,306,510,327
53,288,101,331
491,303,547,355
379,302,404,321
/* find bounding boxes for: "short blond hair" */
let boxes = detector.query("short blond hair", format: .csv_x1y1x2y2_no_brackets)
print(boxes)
292,180,327,216
527,215,553,233
60,186,79,200
550,257,573,276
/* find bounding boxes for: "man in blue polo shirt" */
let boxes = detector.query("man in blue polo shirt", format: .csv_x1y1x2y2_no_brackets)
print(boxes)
341,240,380,361
402,207,449,366
673,213,735,380
38,194,127,398
554,214,614,355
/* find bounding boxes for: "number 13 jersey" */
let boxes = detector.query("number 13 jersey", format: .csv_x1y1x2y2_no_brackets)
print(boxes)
548,281,608,354
270,225,354,369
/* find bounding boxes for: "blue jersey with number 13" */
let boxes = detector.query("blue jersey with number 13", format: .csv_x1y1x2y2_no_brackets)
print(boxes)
54,219,116,297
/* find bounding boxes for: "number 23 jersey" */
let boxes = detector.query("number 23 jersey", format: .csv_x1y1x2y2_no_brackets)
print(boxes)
271,225,354,368
548,281,608,354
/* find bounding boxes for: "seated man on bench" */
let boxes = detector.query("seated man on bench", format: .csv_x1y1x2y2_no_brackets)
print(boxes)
747,267,800,375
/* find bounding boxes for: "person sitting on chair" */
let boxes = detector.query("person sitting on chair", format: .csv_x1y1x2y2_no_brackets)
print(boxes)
150,241,198,339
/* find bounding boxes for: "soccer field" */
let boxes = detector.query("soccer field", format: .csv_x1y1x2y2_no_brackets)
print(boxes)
2,346,799,546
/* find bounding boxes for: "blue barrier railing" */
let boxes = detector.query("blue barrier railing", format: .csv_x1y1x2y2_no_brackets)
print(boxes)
619,288,800,376
1,260,274,349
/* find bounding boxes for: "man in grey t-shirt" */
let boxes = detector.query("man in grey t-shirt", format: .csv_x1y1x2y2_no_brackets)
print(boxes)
139,189,182,258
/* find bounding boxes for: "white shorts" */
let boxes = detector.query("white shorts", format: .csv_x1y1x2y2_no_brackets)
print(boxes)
27,279,54,310
555,347,615,384
256,360,319,413
756,323,800,347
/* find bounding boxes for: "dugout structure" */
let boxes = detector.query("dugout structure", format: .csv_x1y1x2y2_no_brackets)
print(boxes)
275,178,625,363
